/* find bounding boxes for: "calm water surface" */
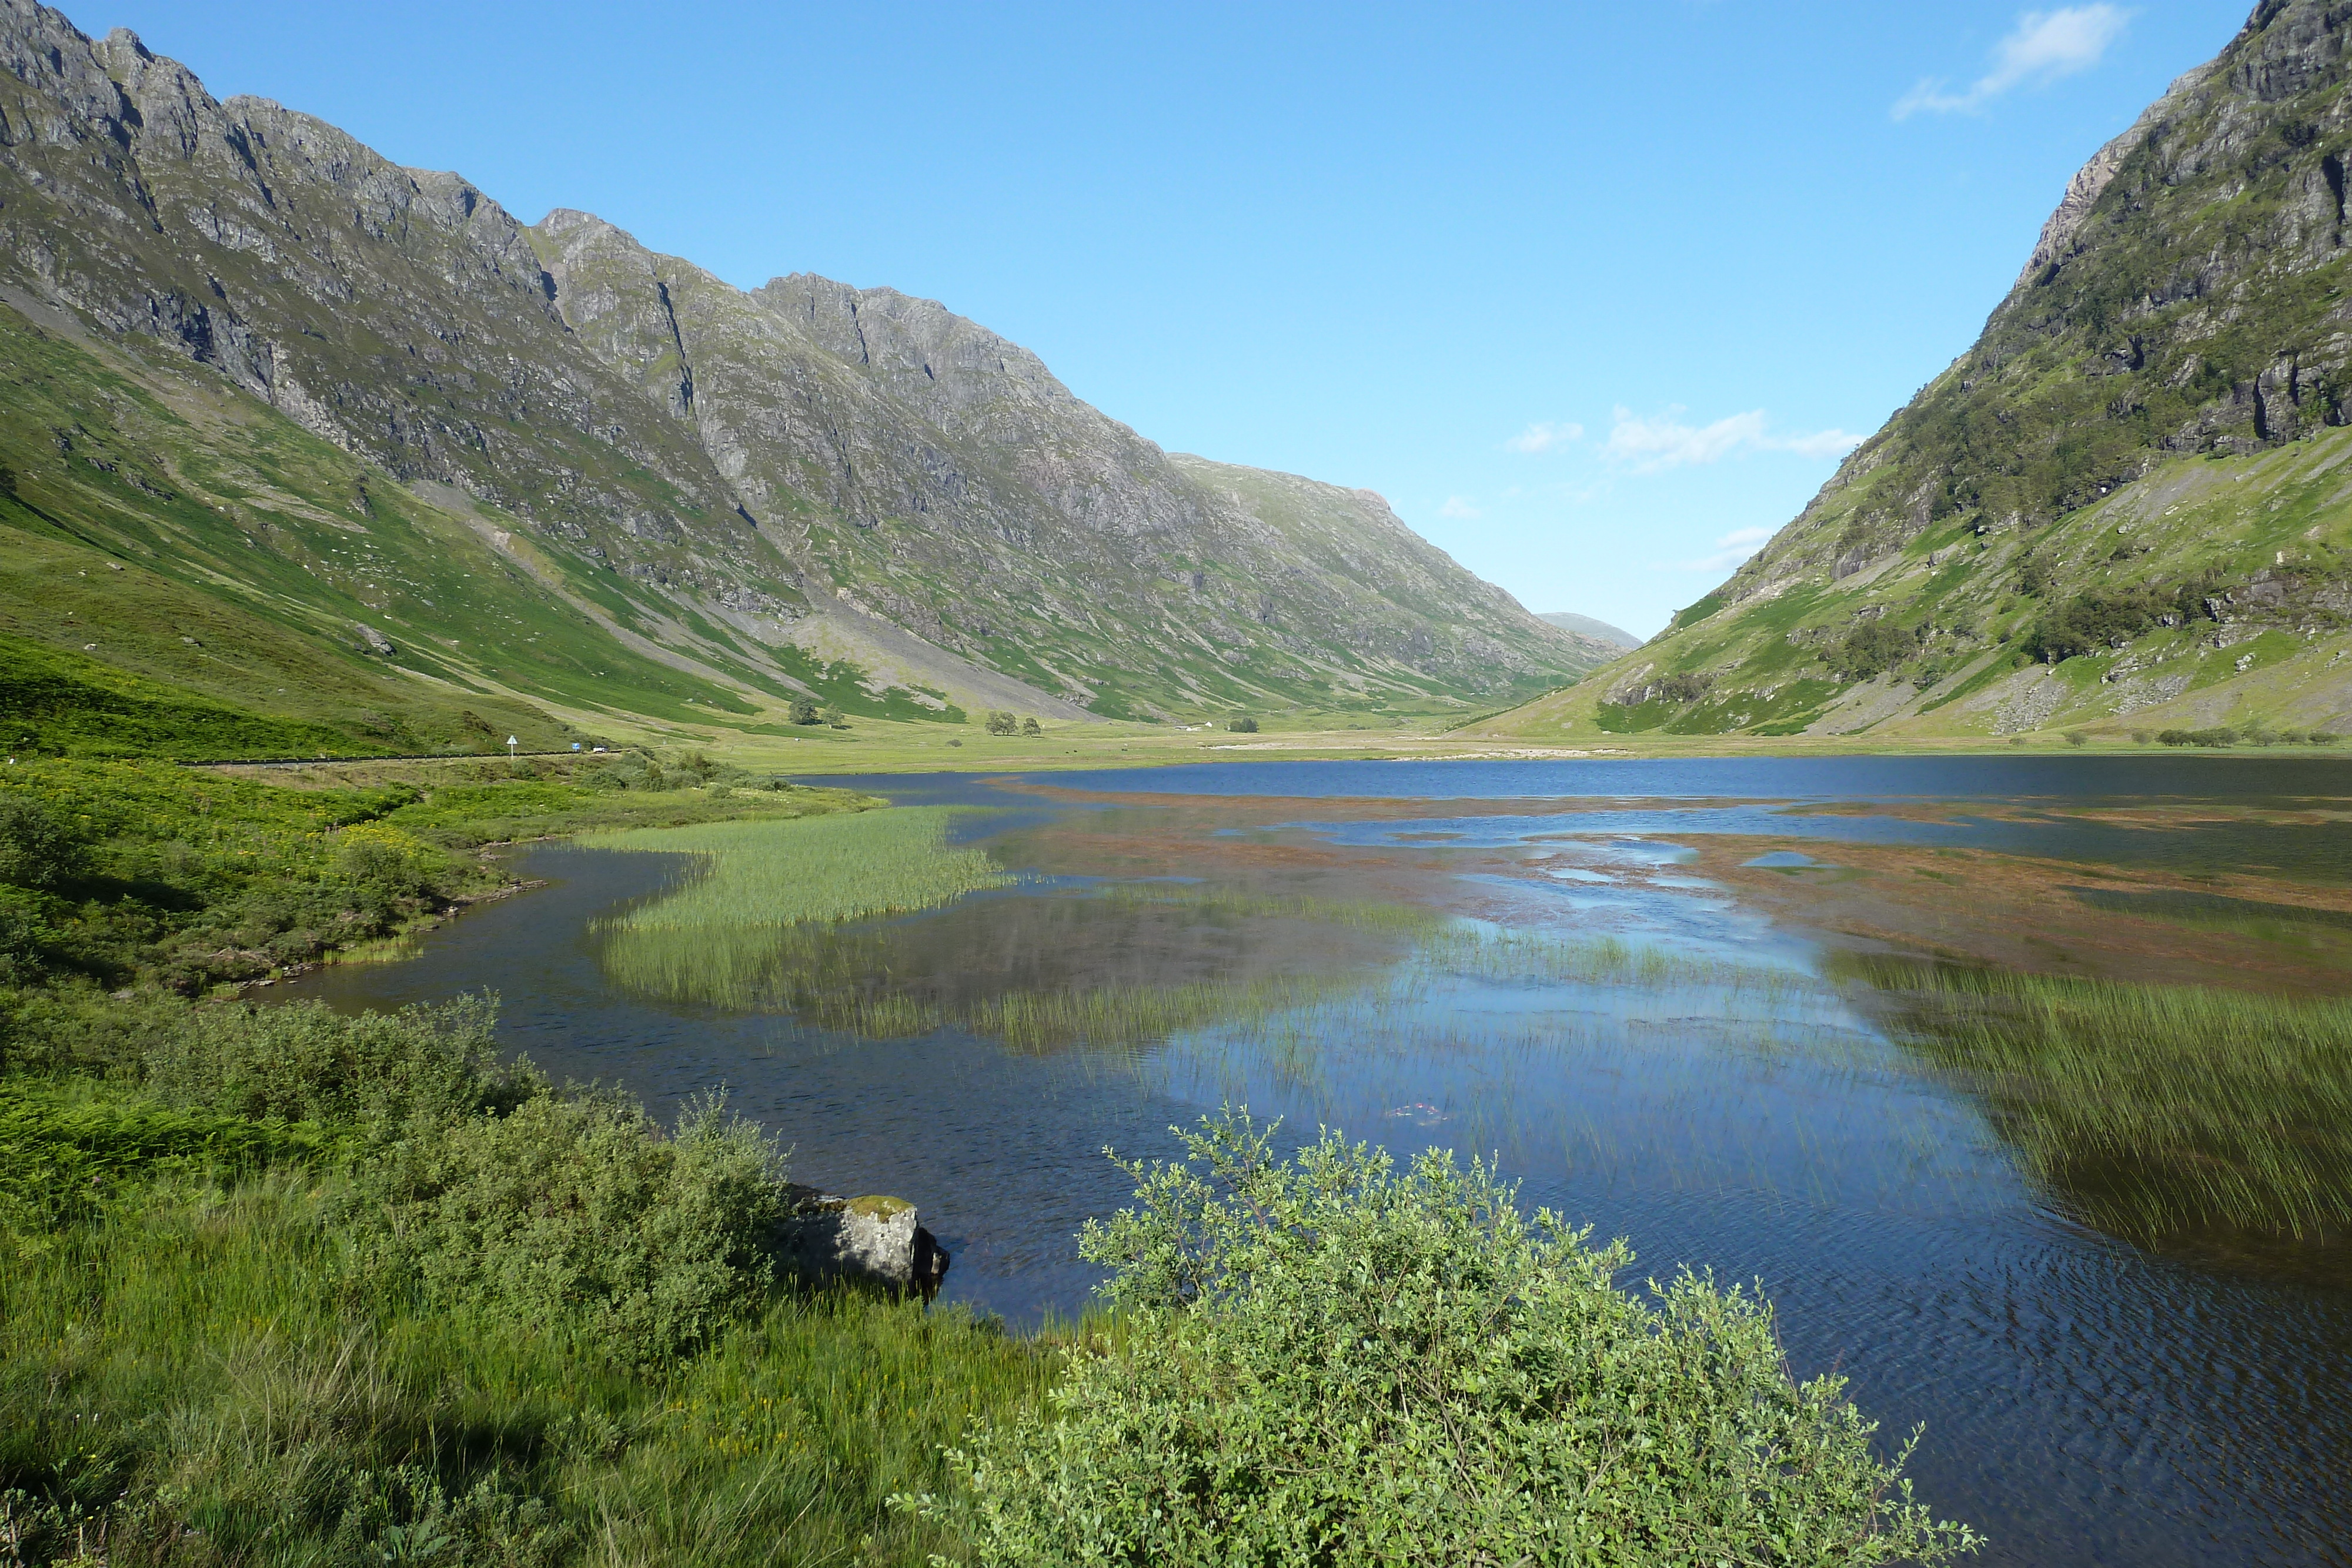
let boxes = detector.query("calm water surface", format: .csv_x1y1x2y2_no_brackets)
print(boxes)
296,756,2352,1567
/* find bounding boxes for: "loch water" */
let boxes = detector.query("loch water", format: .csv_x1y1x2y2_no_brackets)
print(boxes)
294,755,2352,1567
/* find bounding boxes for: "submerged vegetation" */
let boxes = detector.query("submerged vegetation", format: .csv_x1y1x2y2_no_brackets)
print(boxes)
1850,959,2352,1256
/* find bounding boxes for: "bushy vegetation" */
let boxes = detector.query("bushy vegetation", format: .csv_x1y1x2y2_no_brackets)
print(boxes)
2020,579,2223,664
1832,620,1919,680
0,998,1050,1566
0,758,875,1003
906,1111,1976,1564
0,761,463,998
982,710,1025,735
1226,714,1260,733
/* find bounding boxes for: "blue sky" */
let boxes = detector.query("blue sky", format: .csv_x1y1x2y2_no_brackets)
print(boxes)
78,1,2251,634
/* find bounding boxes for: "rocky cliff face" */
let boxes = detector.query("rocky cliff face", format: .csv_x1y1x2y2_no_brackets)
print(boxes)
1480,0,2352,743
0,0,1602,727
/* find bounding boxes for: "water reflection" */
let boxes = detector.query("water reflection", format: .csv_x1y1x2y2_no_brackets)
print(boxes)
289,758,2352,1567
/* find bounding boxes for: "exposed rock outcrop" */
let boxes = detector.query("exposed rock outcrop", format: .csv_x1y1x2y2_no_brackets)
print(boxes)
775,1189,951,1303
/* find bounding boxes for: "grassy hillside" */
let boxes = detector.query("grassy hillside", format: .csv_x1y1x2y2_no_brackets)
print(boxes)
1481,0,2352,747
0,7,1595,743
1480,430,2352,744
0,297,967,758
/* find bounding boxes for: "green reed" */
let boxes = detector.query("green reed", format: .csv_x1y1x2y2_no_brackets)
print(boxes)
589,807,1012,934
1419,929,1821,1001
1095,883,1441,936
1850,959,2352,1247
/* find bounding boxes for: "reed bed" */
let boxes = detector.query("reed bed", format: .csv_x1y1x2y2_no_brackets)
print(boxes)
1095,882,1440,935
1419,928,1822,1001
589,808,1011,933
1855,961,2352,1245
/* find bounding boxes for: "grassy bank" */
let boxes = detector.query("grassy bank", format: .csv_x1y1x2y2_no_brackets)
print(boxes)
0,1002,1054,1567
0,760,1057,1563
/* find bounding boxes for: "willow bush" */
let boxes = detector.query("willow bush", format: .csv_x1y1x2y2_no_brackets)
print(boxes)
906,1110,1979,1566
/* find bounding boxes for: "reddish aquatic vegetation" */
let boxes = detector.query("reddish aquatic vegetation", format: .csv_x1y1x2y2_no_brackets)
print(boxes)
1702,838,2352,995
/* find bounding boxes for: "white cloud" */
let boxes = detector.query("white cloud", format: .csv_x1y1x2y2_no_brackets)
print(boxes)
1601,407,1863,473
1438,495,1482,520
1774,427,1868,459
1505,420,1583,454
1606,407,1768,470
1895,6,2130,119
1666,526,1777,573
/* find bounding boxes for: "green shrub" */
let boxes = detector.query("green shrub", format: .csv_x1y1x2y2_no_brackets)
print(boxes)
145,995,536,1133
1832,620,1917,680
0,793,88,891
358,1091,787,1363
2157,727,2240,748
0,887,54,985
1226,715,1259,733
910,1111,1977,1565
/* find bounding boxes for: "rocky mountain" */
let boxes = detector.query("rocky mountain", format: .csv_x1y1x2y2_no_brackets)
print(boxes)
1537,612,1641,650
1481,0,2352,745
0,0,1603,756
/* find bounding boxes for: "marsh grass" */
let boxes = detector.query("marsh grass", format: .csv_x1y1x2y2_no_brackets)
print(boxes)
589,808,1011,933
1419,928,1822,1002
594,868,1425,1053
1847,958,2352,1249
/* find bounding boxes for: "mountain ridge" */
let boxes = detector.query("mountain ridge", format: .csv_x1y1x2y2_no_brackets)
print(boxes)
1479,0,2352,745
0,0,1609,756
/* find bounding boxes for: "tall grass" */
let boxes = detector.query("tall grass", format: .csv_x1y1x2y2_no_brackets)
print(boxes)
0,1174,1055,1566
1851,959,2352,1247
589,808,1011,932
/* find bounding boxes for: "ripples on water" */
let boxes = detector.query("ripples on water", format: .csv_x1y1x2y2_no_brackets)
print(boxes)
295,757,2352,1567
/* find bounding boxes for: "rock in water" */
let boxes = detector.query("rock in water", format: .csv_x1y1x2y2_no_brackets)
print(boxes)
776,1189,950,1302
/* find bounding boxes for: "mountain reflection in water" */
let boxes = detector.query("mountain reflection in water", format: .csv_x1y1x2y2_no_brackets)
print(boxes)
292,756,2352,1568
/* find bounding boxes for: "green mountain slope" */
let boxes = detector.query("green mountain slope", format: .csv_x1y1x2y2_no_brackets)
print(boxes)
1537,612,1641,650
0,1,1603,754
1479,0,2352,745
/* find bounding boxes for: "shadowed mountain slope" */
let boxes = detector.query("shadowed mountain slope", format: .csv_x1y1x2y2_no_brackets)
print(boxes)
1479,0,2352,745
